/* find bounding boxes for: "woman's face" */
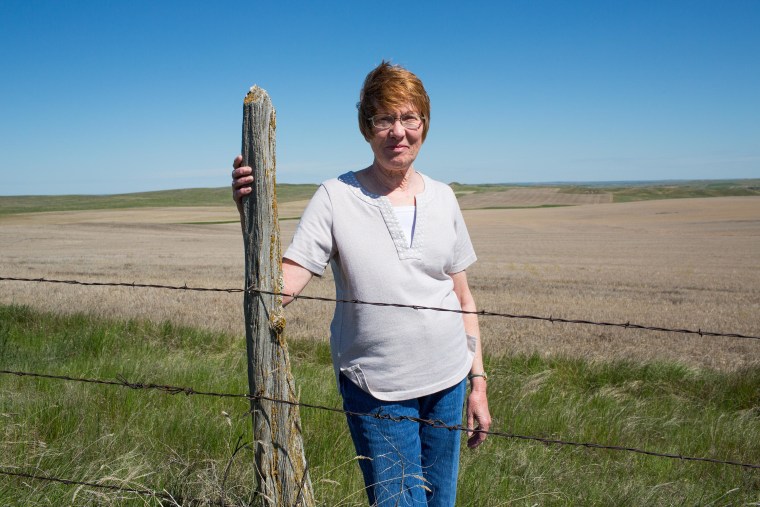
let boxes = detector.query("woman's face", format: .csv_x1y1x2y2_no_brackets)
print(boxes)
368,103,424,172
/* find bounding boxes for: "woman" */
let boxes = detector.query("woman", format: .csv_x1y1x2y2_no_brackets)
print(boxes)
231,61,490,507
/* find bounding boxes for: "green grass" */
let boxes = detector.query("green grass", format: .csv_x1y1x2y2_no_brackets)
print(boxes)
450,183,518,195
0,185,319,217
558,179,760,203
476,204,571,210
2,180,758,217
1,304,759,505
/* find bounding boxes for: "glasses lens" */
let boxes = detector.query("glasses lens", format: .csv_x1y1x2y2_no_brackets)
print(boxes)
400,114,422,130
371,115,394,129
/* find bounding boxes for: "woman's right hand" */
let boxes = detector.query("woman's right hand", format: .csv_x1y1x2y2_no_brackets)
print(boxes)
231,155,254,214
231,155,314,299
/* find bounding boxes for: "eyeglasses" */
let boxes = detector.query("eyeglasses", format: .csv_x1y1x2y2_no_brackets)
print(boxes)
367,113,425,131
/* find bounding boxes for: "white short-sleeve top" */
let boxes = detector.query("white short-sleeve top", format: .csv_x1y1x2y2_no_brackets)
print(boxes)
284,171,477,401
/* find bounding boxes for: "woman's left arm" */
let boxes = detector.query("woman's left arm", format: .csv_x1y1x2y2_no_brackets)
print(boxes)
451,270,492,448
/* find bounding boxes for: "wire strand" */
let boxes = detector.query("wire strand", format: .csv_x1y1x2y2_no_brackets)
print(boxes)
1,275,757,340
3,368,758,470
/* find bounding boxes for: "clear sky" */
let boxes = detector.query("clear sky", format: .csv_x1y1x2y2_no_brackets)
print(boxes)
1,0,758,195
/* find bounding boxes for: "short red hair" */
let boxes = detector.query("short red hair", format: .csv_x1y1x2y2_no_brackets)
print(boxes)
357,61,431,142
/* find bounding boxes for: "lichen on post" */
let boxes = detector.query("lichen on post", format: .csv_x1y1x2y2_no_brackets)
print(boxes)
241,85,314,506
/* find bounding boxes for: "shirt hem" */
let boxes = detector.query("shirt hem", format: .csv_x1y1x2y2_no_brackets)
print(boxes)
345,356,474,402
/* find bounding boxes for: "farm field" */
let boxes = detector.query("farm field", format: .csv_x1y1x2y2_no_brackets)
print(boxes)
1,193,758,370
1,189,760,504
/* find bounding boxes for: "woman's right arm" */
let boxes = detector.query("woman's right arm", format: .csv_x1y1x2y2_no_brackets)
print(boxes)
231,155,313,306
281,258,313,306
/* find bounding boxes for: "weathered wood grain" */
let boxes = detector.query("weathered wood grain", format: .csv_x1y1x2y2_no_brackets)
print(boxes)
241,86,314,506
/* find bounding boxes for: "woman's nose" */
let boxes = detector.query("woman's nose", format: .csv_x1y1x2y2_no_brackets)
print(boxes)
388,119,405,138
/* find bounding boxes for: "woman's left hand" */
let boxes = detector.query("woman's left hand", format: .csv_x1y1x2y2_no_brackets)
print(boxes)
466,382,491,448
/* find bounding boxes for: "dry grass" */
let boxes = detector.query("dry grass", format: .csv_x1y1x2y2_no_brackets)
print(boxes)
1,196,758,371
465,197,760,370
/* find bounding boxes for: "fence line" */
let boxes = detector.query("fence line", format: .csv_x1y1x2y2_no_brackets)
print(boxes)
2,275,758,341
0,468,231,506
3,368,759,471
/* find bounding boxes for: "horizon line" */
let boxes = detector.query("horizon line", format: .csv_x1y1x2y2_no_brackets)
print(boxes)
1,177,758,198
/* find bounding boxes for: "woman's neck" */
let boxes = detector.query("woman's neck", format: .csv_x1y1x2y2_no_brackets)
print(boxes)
356,162,421,206
369,163,416,193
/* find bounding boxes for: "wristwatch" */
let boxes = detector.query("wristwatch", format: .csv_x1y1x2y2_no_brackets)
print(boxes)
467,372,488,381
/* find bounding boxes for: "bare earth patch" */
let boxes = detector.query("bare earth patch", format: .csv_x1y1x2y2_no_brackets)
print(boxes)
1,196,758,371
458,187,612,208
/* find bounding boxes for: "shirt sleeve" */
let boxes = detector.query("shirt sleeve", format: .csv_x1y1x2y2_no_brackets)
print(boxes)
448,188,477,274
283,184,336,276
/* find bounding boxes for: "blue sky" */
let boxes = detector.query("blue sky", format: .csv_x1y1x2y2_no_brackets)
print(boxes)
1,0,758,195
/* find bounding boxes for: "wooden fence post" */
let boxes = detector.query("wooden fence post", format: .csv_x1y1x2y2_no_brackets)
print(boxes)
241,85,315,506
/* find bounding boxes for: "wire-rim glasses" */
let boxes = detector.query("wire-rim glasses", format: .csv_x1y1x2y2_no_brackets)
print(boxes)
367,113,425,131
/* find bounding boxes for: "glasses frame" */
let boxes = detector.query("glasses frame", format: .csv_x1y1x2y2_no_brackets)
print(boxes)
367,113,426,131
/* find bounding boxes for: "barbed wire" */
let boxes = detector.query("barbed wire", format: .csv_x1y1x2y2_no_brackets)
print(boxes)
0,468,231,506
3,368,759,471
2,275,758,341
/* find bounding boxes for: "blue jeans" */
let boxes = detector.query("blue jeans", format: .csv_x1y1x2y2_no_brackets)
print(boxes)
340,375,467,507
